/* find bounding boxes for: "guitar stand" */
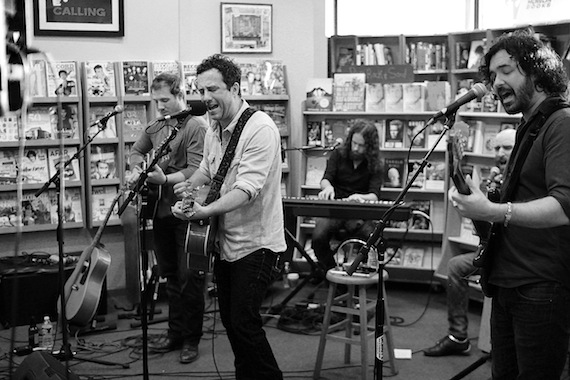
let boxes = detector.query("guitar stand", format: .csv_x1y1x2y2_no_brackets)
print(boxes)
262,229,325,324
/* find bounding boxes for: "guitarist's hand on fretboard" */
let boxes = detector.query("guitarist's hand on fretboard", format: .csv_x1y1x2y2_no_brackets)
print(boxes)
448,174,493,221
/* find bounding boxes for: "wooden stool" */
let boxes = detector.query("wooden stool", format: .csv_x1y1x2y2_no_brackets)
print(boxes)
313,269,397,379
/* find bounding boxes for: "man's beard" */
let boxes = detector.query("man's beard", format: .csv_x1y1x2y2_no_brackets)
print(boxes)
350,151,364,161
499,77,535,114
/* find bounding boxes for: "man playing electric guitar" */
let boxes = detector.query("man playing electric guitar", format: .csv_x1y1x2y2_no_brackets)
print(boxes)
125,72,208,364
424,128,515,357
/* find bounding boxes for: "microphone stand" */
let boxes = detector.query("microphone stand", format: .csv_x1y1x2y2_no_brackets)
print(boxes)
346,113,457,379
35,116,128,369
116,124,180,380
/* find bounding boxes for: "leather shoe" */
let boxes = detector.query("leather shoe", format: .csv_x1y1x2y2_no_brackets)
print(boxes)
148,336,182,353
179,342,199,364
424,335,471,357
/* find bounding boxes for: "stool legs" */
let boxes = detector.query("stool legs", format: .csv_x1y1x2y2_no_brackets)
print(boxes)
313,282,336,380
383,283,398,376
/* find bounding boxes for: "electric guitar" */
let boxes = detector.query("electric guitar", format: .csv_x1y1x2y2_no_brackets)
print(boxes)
61,189,123,326
449,123,498,269
182,185,217,272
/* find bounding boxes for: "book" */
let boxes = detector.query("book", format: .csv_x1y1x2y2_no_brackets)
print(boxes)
321,121,336,148
408,200,431,230
402,246,425,268
384,119,405,148
425,81,451,112
49,104,79,139
427,120,447,151
0,114,19,141
90,145,118,180
383,158,405,188
463,120,484,153
21,148,49,184
384,83,404,112
123,103,148,140
482,124,501,155
332,72,366,112
385,243,403,266
365,83,385,112
323,119,349,143
0,150,17,184
407,161,425,189
85,61,116,97
47,147,81,182
152,60,180,77
29,57,48,97
91,186,120,222
122,61,150,95
425,160,446,191
306,78,333,112
402,83,426,112
21,190,52,225
181,61,200,96
46,61,78,97
281,137,289,170
307,121,323,146
481,92,499,113
259,60,287,95
48,188,83,224
251,103,287,135
459,217,479,245
467,40,485,69
305,155,327,186
239,62,263,96
24,106,53,139
455,41,470,69
406,120,427,148
88,106,118,139
0,192,17,228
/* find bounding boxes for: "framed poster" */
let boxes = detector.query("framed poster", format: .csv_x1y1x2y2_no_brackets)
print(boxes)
221,3,272,53
33,0,124,37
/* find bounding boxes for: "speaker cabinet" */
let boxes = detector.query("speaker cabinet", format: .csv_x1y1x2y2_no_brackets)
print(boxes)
13,351,80,380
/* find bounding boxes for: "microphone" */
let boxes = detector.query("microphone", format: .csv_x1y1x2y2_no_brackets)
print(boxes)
92,105,123,127
488,166,501,182
428,83,488,123
157,101,208,121
330,138,343,150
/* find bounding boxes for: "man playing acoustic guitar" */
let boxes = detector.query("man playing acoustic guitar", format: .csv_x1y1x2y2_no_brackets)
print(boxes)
126,72,208,364
425,128,515,357
172,54,286,380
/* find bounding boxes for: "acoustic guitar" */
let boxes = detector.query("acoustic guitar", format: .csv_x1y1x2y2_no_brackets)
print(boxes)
182,185,216,272
61,190,122,326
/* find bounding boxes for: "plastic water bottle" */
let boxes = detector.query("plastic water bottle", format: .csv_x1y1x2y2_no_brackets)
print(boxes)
39,316,54,350
282,262,291,289
28,317,39,348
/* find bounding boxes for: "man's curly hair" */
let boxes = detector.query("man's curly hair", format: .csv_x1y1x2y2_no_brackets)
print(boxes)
196,54,242,95
338,119,382,173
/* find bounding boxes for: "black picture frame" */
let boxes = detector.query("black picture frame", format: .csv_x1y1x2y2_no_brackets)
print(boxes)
33,0,124,37
221,3,272,54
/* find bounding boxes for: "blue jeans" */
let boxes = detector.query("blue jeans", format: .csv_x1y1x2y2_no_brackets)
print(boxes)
214,249,283,380
311,217,376,272
447,252,477,339
153,215,205,345
491,282,570,379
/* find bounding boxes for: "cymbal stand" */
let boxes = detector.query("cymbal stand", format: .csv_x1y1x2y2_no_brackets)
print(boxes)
346,113,458,379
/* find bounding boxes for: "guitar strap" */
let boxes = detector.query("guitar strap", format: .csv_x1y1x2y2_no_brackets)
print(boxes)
204,107,258,205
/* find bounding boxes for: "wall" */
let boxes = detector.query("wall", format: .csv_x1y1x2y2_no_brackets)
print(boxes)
19,0,327,292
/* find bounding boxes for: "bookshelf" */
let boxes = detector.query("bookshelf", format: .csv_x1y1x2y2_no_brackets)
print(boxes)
318,20,570,286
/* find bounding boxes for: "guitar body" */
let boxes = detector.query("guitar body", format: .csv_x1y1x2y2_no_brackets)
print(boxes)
185,220,215,272
65,246,111,325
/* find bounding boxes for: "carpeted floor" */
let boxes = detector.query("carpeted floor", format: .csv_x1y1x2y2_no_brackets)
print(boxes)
0,278,557,380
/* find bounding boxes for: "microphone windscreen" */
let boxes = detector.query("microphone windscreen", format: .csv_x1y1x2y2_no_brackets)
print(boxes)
187,101,207,116
114,105,124,114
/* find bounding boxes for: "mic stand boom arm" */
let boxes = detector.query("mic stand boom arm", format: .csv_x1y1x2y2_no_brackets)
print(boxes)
345,113,457,380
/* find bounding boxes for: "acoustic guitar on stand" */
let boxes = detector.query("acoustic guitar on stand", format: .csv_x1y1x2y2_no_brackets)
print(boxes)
61,189,123,326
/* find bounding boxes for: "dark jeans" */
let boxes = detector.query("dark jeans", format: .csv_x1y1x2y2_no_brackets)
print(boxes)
447,252,477,340
214,249,283,380
311,217,376,271
491,282,570,379
153,215,205,345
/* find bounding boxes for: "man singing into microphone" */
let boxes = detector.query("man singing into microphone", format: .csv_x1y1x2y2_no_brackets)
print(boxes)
311,119,383,281
424,127,515,357
125,72,208,364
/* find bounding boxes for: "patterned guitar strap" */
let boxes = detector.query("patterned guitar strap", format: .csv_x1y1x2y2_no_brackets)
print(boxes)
203,107,257,253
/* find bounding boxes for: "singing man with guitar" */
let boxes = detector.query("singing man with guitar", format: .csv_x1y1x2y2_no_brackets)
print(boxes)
448,30,570,379
171,54,286,380
125,72,208,364
424,128,515,357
